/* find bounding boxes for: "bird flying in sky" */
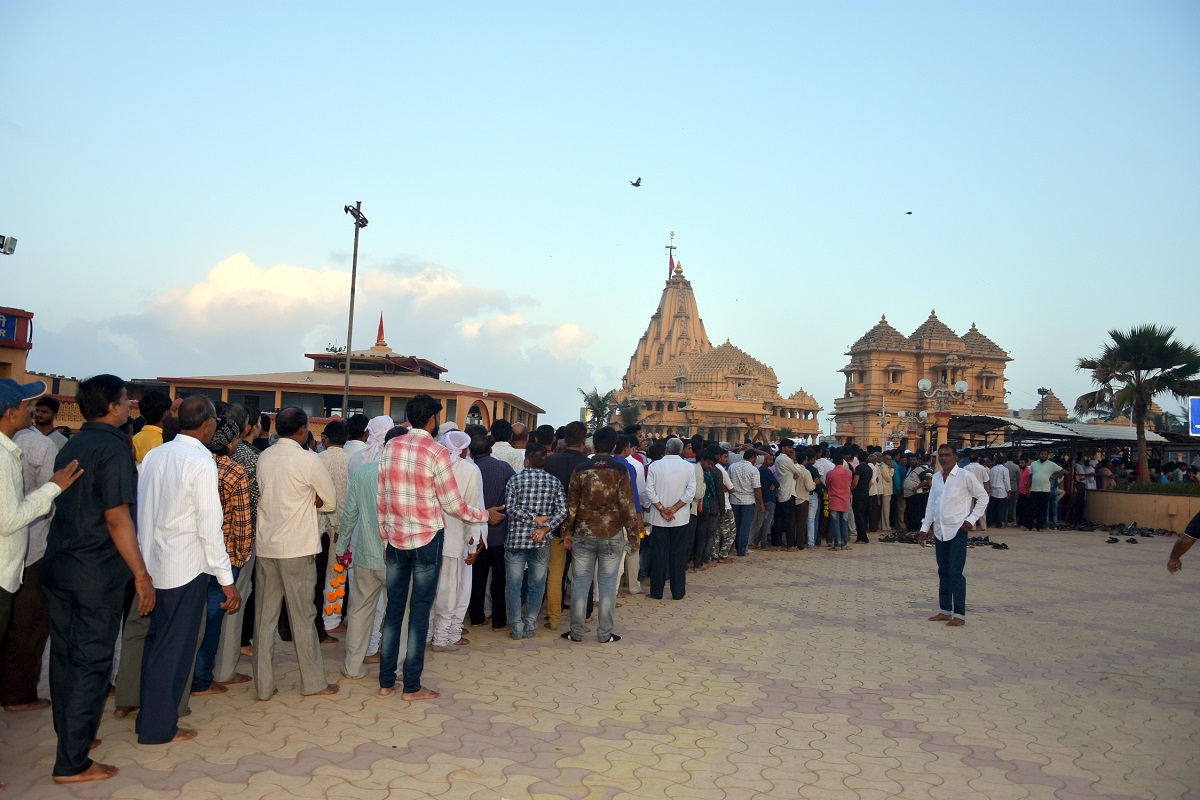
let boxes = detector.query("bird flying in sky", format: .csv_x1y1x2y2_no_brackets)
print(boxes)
630,177,641,187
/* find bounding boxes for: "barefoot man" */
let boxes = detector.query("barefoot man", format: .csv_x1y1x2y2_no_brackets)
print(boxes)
919,444,988,628
376,395,503,701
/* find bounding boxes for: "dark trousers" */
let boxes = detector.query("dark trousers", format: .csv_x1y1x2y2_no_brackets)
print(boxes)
379,535,442,693
905,493,928,533
137,573,207,744
650,523,693,600
934,529,968,618
279,532,329,642
852,495,870,542
795,500,810,548
731,504,756,556
1016,493,1034,528
772,498,795,547
1031,491,1051,530
193,566,240,691
692,512,717,567
987,496,1008,528
0,560,51,706
44,580,125,777
1072,488,1087,524
468,544,506,628
867,496,882,532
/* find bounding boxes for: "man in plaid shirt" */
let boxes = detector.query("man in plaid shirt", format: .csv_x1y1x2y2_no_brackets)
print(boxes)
502,443,566,640
376,395,504,701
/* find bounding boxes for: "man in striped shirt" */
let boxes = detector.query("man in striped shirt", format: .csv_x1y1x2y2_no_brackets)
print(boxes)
376,395,504,701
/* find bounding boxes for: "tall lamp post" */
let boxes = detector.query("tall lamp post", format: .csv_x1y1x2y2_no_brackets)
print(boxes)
342,202,369,418
1037,387,1050,421
918,378,968,449
896,409,927,450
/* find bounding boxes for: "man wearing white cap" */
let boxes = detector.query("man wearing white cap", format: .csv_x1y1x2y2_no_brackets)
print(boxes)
427,429,483,651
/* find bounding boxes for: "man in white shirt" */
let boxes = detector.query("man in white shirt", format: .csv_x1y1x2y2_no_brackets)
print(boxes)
490,419,525,474
1072,458,1096,524
772,442,804,549
645,438,697,601
253,407,339,701
728,447,762,557
135,396,240,745
919,444,988,628
343,414,369,462
963,452,991,530
986,456,1012,529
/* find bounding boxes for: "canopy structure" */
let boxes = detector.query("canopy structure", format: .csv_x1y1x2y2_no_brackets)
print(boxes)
948,414,1167,450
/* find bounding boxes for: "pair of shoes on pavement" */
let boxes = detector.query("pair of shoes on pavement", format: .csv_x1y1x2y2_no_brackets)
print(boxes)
560,631,621,644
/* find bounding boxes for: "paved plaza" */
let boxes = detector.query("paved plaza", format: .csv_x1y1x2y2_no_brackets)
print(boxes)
1,530,1197,800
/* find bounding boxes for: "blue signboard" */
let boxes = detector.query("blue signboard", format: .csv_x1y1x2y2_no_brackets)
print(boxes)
1191,397,1200,437
0,313,17,343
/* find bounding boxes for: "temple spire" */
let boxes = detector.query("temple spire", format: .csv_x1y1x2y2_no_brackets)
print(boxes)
665,230,677,280
375,313,388,348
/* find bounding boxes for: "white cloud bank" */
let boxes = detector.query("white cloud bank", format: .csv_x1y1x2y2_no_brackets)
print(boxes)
30,254,611,423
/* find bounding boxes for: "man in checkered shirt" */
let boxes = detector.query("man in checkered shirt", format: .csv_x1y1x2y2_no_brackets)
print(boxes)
502,443,566,640
376,395,504,701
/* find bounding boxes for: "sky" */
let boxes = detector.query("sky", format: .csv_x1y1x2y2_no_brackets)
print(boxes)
3,1,1198,426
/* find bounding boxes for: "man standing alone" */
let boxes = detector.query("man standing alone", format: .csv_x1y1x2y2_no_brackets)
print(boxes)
920,445,988,628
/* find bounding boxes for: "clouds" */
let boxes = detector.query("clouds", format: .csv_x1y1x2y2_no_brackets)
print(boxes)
28,254,606,422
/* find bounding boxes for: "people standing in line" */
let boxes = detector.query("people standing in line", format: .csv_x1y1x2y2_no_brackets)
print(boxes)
645,437,697,600
727,445,762,557
560,427,639,642
1028,451,1066,532
191,417,252,697
751,450,779,550
252,407,339,701
376,395,504,700
919,444,988,628
503,442,565,640
41,375,150,784
792,449,817,551
467,437,515,632
986,456,1012,529
542,421,588,632
317,420,351,635
136,398,240,745
772,441,803,550
903,454,933,533
490,419,525,475
428,430,485,651
851,452,875,544
1,391,63,712
825,451,853,551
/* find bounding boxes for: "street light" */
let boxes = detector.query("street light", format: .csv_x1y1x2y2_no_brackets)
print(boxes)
896,409,928,446
0,235,16,255
1037,387,1050,421
918,377,969,412
341,202,369,419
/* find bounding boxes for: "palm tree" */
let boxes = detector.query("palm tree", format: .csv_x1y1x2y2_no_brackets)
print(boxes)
1075,325,1200,480
578,387,617,431
612,399,642,429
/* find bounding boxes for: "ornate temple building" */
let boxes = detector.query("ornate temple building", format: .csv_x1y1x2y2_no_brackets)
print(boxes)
614,254,821,442
833,311,1011,448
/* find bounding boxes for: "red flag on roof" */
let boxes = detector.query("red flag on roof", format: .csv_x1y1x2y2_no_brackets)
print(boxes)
668,252,675,280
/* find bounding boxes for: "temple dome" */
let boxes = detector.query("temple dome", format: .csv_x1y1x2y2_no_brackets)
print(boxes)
849,315,909,353
961,322,1010,360
910,310,958,343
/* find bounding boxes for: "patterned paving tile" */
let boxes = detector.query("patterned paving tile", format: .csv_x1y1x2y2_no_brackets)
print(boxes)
1,531,1196,799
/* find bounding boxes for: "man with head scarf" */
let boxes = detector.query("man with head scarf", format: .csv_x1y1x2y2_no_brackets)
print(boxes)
348,416,395,479
427,430,484,651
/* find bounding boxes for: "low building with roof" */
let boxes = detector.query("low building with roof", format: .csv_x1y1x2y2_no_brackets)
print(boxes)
833,311,1011,448
614,248,821,443
162,315,542,431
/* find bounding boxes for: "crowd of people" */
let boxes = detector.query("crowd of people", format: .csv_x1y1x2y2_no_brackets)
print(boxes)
2,373,1198,789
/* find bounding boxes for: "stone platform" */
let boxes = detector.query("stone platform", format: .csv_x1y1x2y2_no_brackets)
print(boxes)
1,530,1196,799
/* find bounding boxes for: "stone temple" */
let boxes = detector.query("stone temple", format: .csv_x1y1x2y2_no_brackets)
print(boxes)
614,255,820,443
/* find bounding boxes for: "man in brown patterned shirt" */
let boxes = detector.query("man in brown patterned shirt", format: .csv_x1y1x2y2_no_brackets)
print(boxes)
193,417,253,695
560,426,638,644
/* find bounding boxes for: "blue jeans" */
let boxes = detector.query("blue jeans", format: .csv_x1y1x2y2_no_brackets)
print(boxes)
570,537,623,641
752,500,775,548
934,528,968,618
504,545,550,639
829,510,850,548
732,504,756,556
379,532,443,693
806,497,819,547
1047,479,1059,527
192,564,240,692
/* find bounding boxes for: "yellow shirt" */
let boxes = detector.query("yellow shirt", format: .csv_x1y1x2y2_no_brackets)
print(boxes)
133,425,164,464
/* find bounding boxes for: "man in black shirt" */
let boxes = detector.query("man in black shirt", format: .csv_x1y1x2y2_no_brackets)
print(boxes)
542,421,588,631
41,374,155,785
852,451,875,544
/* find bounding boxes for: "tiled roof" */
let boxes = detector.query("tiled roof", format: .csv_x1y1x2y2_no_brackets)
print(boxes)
910,310,958,342
686,341,778,382
960,323,1009,359
849,315,909,352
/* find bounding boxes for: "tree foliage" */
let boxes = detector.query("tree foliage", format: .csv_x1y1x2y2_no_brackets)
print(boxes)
578,387,617,431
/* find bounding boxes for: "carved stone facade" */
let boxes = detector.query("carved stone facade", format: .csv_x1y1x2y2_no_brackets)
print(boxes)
616,261,821,443
833,311,1011,448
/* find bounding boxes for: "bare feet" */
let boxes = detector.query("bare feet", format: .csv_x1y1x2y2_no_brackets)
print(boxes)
217,673,252,685
192,683,228,696
928,613,952,622
947,618,966,627
90,739,101,750
53,762,119,784
303,684,340,697
327,623,347,634
319,635,340,644
170,728,198,742
113,705,138,718
455,637,470,646
401,686,440,702
377,687,396,698
363,653,380,664
240,646,253,657
3,698,50,712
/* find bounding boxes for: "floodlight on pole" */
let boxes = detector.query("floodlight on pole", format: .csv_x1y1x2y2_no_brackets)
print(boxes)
342,202,369,419
0,235,16,255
